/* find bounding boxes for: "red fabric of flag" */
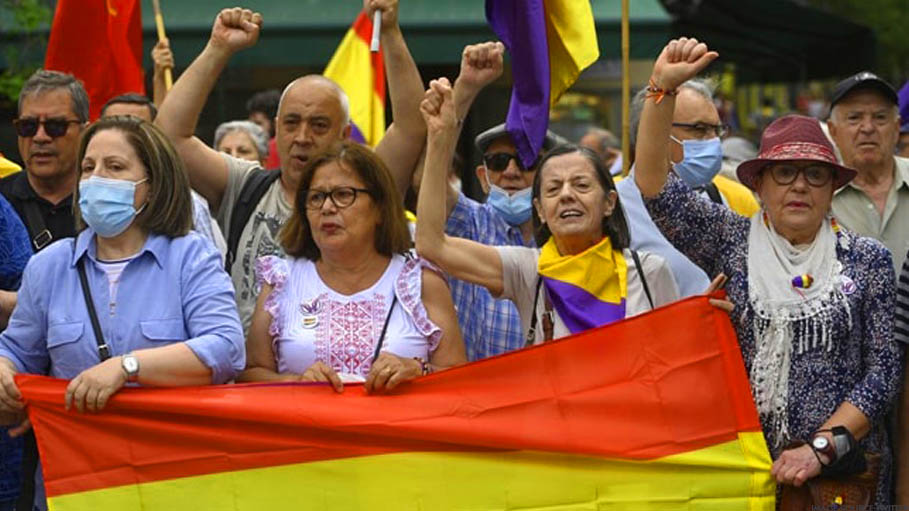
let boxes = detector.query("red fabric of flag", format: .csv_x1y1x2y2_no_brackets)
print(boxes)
44,0,144,120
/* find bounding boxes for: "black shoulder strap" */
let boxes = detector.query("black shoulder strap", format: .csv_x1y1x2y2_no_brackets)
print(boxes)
21,200,53,251
630,250,655,311
76,258,111,361
703,182,723,205
226,169,282,272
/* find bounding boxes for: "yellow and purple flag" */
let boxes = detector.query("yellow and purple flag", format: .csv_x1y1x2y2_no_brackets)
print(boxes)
19,296,774,510
538,236,628,332
323,11,386,147
486,0,599,168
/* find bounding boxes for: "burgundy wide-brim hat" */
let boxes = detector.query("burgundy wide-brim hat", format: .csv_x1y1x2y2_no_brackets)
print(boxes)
736,115,857,191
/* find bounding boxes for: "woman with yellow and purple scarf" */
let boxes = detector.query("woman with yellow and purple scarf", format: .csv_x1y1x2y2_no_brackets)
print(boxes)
416,78,681,345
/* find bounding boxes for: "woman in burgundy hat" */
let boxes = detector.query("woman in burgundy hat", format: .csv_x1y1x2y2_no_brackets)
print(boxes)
634,38,902,505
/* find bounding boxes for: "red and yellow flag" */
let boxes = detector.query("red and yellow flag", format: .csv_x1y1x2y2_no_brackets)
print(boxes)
19,296,774,510
44,0,144,120
323,12,386,147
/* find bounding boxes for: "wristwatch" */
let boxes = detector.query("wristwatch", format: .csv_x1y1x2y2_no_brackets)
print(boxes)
811,434,837,464
121,353,140,383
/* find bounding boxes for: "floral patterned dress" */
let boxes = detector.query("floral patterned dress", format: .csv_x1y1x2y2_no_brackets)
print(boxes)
644,174,904,504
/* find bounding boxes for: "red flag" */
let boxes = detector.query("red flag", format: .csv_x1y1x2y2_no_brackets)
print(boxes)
44,0,144,120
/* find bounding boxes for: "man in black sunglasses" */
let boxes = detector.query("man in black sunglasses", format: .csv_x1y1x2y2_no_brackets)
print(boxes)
0,70,88,253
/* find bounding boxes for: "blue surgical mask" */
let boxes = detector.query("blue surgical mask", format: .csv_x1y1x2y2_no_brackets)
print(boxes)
486,182,533,226
79,176,148,238
671,136,723,188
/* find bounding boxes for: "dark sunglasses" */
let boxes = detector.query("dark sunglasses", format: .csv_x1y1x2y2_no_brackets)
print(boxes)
483,152,538,173
13,117,81,138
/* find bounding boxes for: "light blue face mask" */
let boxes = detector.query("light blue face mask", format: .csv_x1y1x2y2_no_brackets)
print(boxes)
671,136,723,188
486,179,533,226
79,176,148,238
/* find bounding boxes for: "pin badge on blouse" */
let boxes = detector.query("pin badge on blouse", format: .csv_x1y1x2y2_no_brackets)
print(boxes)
300,299,321,329
840,275,857,295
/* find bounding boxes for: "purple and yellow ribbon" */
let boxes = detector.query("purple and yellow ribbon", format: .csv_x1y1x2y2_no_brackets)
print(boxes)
538,236,627,334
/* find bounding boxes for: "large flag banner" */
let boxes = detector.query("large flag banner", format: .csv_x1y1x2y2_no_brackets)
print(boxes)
486,0,600,168
323,12,386,147
44,0,144,120
19,297,774,510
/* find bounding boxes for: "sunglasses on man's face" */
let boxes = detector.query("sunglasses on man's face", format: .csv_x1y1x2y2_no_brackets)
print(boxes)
13,117,81,138
483,152,538,173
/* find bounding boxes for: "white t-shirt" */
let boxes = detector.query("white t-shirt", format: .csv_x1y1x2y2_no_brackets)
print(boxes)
495,246,680,344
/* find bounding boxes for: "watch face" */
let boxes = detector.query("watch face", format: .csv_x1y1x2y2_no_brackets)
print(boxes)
123,356,139,373
812,436,829,450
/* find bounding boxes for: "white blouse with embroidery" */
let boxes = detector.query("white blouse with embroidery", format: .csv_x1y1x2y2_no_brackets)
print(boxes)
256,254,442,378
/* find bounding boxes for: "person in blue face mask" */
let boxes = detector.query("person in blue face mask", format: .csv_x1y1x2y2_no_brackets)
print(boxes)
412,41,565,362
0,116,245,511
615,78,759,298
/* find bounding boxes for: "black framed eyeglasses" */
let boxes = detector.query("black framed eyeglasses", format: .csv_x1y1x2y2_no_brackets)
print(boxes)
766,164,834,187
671,122,728,139
303,186,371,210
13,117,81,138
483,152,538,173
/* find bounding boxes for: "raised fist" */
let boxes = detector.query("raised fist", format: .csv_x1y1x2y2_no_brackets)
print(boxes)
363,0,399,33
420,77,457,139
456,41,505,93
650,37,718,91
209,7,263,55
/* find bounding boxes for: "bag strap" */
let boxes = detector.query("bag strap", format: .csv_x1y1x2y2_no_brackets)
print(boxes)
702,182,723,205
372,294,399,362
76,258,111,361
21,200,53,251
226,169,282,273
630,250,655,310
525,277,555,347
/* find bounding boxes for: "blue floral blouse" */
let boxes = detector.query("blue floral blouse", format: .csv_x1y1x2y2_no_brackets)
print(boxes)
644,174,904,504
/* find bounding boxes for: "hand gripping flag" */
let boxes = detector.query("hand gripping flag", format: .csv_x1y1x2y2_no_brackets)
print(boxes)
323,12,386,147
486,0,599,168
19,296,775,510
44,0,144,120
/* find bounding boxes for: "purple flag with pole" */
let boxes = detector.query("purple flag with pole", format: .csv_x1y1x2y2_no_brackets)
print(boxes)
486,0,551,169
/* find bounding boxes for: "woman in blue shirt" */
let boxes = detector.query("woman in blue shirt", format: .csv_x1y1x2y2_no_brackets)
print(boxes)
0,116,244,428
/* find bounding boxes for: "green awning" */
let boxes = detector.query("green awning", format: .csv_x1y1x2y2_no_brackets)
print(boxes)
141,0,670,68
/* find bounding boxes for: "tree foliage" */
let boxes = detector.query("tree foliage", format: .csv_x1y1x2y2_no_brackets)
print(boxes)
804,0,909,83
0,0,52,106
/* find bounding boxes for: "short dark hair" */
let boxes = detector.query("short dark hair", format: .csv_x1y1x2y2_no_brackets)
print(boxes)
281,141,411,260
18,69,90,123
101,93,157,120
74,116,193,238
531,144,630,249
245,89,281,119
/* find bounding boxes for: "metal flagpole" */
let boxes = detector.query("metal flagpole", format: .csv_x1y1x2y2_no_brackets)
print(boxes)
151,0,173,90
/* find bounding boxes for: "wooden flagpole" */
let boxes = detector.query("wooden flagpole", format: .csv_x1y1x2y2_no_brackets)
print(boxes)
621,0,630,176
151,0,173,90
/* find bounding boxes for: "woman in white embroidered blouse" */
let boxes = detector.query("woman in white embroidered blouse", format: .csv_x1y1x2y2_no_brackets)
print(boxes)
238,142,466,393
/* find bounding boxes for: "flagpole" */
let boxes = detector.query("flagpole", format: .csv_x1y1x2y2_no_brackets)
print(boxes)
151,0,173,90
620,0,630,177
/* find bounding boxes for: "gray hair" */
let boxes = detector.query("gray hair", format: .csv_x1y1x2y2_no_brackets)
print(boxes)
214,120,269,160
629,78,716,148
279,75,351,127
583,127,620,152
18,69,90,123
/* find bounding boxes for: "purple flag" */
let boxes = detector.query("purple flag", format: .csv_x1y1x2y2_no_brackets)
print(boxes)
486,0,551,169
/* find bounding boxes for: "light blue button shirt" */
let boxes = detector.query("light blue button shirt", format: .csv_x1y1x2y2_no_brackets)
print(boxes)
0,229,245,384
616,173,711,297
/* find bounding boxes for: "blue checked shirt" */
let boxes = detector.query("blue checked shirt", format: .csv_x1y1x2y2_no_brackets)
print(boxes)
445,193,534,361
